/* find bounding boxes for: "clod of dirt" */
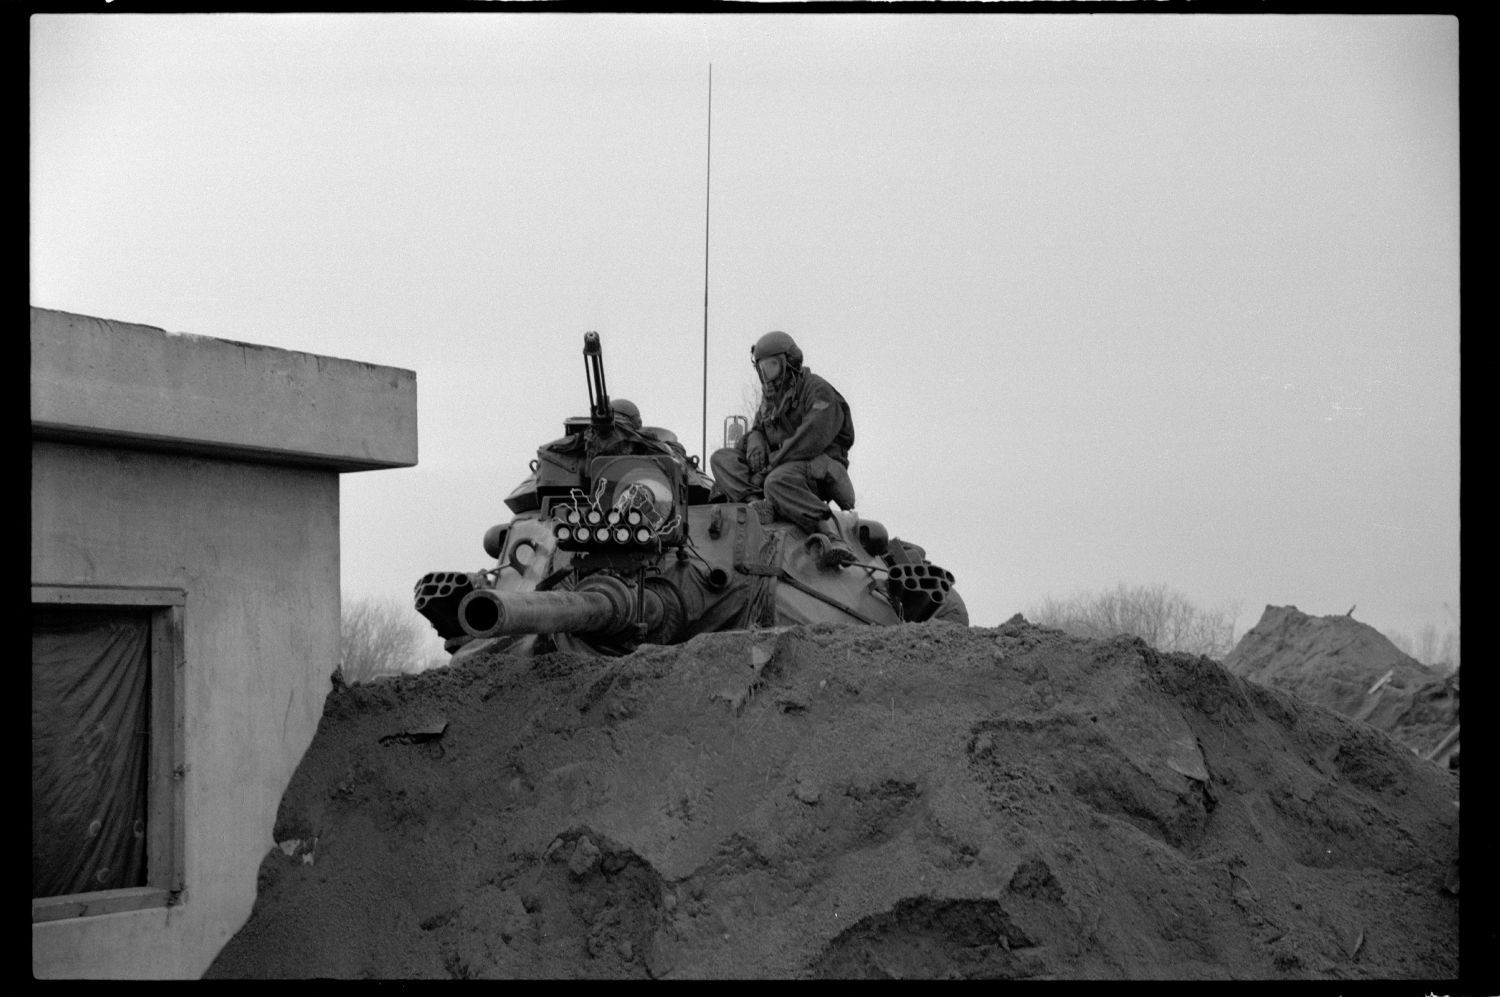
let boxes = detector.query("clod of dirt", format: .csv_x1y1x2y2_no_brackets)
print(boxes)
206,617,1458,980
1225,605,1458,759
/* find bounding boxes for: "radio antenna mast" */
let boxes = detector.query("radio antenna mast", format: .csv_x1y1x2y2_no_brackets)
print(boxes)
700,64,712,466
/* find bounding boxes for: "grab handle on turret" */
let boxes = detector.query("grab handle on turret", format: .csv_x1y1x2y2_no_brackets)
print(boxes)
583,331,613,429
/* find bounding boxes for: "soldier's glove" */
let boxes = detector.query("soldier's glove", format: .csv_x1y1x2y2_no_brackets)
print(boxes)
746,439,769,472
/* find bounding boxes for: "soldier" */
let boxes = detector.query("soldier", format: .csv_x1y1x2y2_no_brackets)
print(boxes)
600,398,714,501
546,397,676,462
609,398,686,458
710,331,856,555
611,398,645,433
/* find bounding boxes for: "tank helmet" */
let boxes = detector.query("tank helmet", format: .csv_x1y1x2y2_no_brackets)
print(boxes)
612,398,642,430
751,330,803,369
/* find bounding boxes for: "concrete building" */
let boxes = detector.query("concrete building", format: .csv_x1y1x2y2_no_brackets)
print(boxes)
31,307,417,978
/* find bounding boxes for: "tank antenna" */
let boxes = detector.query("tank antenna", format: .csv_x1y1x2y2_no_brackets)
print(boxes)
701,63,712,466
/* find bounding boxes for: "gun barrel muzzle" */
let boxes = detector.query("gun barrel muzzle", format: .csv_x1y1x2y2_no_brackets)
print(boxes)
457,574,635,639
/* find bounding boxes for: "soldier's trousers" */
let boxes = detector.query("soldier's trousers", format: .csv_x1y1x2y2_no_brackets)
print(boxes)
708,448,855,534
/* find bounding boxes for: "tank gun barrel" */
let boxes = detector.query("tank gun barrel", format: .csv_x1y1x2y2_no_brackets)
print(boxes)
457,573,635,639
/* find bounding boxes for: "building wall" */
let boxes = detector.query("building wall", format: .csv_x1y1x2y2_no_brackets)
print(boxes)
32,443,340,978
30,308,417,978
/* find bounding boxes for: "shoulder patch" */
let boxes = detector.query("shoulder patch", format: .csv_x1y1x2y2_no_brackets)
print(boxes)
810,400,830,412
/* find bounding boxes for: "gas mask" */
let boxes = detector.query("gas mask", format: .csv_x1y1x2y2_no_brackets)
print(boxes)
756,355,786,388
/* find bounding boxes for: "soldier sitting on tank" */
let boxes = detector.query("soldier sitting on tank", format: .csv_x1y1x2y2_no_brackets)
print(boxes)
709,331,856,557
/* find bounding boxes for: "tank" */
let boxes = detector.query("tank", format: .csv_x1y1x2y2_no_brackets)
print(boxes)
414,332,969,660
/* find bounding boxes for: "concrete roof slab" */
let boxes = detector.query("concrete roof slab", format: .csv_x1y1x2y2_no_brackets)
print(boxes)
31,308,417,472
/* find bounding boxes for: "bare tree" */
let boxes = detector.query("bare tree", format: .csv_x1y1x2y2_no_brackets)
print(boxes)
1436,627,1460,671
739,380,763,423
1382,606,1461,673
1027,582,1240,658
339,595,426,684
1414,623,1441,665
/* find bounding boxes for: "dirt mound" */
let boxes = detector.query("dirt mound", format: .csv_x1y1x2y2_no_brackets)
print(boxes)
206,617,1458,980
1225,605,1458,759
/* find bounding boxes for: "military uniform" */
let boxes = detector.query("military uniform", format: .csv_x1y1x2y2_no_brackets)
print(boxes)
710,333,855,534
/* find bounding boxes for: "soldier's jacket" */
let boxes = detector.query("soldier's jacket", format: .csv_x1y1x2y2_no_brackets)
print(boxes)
742,367,854,467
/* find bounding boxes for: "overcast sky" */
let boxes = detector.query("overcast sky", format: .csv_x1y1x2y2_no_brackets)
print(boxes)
31,13,1460,647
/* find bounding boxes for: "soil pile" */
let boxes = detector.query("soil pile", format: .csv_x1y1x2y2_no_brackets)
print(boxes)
206,617,1459,980
1225,606,1459,760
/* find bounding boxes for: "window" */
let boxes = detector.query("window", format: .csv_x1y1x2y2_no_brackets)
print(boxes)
32,585,185,922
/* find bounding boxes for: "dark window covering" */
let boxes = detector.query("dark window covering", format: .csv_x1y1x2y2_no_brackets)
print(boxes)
32,607,151,899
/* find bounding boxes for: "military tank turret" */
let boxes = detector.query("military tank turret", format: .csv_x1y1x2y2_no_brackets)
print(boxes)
414,332,968,659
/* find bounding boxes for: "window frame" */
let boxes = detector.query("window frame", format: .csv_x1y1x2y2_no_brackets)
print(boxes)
31,584,186,923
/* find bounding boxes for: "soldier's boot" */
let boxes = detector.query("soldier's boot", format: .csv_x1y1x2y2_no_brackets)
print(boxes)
814,516,857,569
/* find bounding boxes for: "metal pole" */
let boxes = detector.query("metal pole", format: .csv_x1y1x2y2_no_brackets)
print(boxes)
701,64,712,465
